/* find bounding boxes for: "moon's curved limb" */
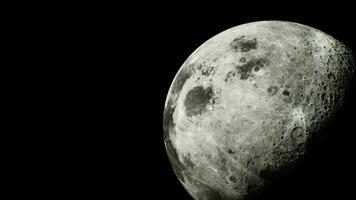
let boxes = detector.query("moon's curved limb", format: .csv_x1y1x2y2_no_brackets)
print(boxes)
163,21,355,200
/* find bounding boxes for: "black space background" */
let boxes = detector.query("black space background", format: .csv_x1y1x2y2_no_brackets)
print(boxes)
60,2,356,199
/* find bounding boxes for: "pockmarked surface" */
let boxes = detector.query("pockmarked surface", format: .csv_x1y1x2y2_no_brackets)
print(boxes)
163,21,355,200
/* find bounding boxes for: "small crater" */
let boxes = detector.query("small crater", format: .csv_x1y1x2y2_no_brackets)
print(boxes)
225,71,236,82
282,90,290,96
227,149,234,154
290,126,304,145
240,57,246,63
230,36,258,52
291,127,302,136
330,93,334,101
267,86,279,96
253,83,259,88
229,176,238,183
327,72,334,80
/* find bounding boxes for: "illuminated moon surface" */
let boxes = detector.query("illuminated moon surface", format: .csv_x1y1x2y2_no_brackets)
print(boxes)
163,21,355,200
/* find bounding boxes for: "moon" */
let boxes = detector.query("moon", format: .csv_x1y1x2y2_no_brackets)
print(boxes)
163,21,355,200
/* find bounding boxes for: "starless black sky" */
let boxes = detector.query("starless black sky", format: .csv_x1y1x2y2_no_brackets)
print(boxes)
8,2,356,199
91,2,356,199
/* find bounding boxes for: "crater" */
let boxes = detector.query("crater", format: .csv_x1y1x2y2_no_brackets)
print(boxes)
327,72,334,80
184,86,214,117
230,36,258,52
282,90,290,96
267,86,279,96
290,126,304,145
227,149,235,154
225,71,236,82
229,176,238,183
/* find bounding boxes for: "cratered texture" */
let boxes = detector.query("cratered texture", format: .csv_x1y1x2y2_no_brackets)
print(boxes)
163,21,355,200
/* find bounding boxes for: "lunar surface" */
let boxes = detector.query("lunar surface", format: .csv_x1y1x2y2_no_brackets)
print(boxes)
163,21,355,200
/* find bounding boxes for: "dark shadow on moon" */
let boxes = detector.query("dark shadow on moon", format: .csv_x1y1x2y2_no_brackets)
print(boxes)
225,58,269,82
230,36,258,52
184,86,214,117
248,72,356,200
